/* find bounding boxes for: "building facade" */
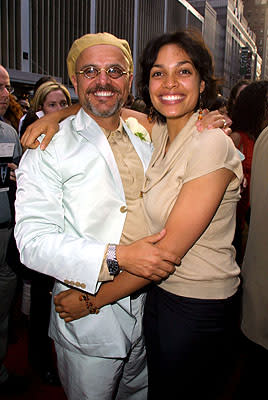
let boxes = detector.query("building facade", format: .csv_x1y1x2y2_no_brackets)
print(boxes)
0,0,203,98
243,0,268,79
190,0,260,96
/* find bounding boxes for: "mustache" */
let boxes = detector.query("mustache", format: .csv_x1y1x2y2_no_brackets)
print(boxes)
86,84,121,95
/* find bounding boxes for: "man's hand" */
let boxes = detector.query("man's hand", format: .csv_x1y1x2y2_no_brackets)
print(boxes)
54,288,90,323
196,110,232,136
21,116,60,151
116,229,179,282
8,163,18,182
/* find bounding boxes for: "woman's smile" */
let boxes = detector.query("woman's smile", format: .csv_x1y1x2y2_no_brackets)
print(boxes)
149,43,204,132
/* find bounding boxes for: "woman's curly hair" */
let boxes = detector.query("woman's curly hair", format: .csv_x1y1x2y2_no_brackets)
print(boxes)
4,94,23,131
136,30,218,124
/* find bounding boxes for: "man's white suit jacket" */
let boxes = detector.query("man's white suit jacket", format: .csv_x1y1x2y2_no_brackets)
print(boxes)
15,108,153,358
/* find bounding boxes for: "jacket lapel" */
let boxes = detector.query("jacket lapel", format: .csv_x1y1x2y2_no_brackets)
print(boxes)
72,109,125,200
122,119,153,172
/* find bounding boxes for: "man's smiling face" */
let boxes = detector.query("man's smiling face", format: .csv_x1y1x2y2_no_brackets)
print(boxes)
72,45,133,120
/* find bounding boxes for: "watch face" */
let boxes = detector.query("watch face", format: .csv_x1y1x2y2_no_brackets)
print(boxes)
107,259,119,275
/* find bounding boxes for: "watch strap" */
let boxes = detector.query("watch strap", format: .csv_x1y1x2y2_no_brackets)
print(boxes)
106,244,120,276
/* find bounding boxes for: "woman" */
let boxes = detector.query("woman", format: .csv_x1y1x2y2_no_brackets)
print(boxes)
31,80,71,114
48,31,242,399
227,78,250,120
3,94,23,131
136,30,242,400
20,80,71,136
230,80,268,265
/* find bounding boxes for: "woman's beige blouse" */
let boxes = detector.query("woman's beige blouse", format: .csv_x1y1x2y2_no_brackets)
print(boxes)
142,113,243,300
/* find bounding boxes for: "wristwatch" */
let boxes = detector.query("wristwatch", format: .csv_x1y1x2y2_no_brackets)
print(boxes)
106,244,120,276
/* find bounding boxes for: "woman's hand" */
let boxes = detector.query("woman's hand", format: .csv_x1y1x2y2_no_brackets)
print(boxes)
54,288,91,323
21,103,81,151
196,110,232,136
21,116,60,151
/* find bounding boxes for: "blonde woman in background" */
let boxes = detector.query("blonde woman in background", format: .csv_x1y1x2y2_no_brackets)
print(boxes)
31,81,71,114
20,80,71,137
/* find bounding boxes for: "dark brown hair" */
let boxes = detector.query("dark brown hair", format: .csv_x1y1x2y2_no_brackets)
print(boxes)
137,30,218,123
231,80,268,139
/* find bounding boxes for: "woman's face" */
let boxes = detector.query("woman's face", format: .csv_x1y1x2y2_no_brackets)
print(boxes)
42,89,69,114
149,44,205,122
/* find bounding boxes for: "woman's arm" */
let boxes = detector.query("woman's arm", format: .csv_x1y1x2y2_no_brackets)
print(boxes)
21,105,152,149
21,105,229,151
54,272,149,322
55,167,234,322
155,168,235,258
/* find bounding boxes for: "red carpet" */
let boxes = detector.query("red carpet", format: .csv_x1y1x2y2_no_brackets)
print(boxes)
2,316,67,400
2,292,245,400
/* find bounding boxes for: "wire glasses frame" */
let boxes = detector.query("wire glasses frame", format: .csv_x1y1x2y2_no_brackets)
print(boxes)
0,85,14,94
76,65,129,80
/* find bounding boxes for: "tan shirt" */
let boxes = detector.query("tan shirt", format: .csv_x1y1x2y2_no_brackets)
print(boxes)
99,119,150,280
142,113,243,299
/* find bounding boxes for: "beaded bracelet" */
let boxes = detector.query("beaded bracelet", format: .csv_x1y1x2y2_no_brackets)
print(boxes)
79,294,100,314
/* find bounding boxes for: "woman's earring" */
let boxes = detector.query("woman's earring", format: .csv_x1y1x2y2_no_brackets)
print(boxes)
148,106,154,123
198,93,203,120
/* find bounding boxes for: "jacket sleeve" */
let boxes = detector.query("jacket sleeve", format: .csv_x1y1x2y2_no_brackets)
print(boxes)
14,143,107,294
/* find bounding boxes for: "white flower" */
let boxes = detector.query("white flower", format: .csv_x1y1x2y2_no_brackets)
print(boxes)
125,117,151,142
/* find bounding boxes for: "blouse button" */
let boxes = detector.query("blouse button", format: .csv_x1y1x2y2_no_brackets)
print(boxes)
120,205,128,213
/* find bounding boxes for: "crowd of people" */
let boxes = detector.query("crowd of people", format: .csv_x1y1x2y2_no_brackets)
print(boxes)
0,29,267,400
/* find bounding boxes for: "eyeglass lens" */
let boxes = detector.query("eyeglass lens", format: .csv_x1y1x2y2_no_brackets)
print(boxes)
82,66,125,79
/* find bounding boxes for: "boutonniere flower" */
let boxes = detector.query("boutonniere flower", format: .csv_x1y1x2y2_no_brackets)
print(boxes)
125,117,151,142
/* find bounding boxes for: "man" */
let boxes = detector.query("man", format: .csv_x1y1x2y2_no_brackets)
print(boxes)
239,125,268,398
0,65,24,395
15,33,176,400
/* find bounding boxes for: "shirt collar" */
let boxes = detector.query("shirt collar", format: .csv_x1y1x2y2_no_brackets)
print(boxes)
102,119,125,139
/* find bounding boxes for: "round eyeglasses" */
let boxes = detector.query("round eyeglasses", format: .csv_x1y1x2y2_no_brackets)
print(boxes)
0,85,14,94
76,65,129,80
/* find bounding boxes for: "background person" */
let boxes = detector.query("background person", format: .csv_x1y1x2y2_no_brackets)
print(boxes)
17,96,30,115
18,75,57,137
3,94,23,132
0,65,25,395
230,80,268,265
238,124,268,399
20,80,71,137
227,79,250,120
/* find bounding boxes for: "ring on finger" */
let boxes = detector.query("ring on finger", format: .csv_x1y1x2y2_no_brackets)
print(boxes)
222,119,227,129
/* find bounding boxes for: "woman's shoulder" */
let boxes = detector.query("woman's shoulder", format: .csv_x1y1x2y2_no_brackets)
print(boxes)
192,128,239,162
197,127,232,144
